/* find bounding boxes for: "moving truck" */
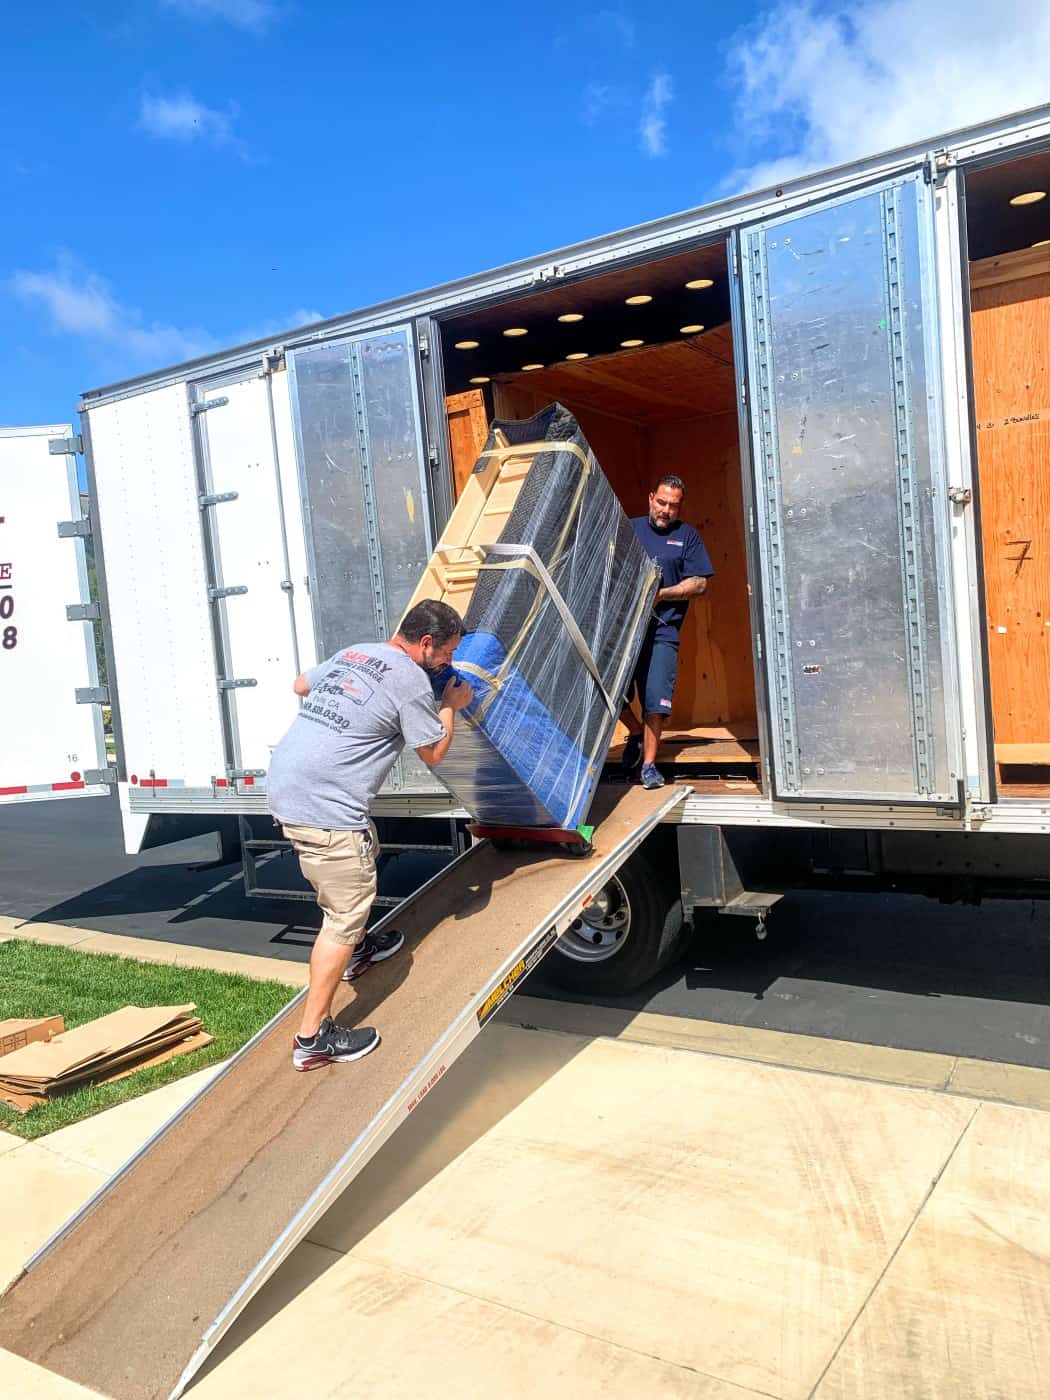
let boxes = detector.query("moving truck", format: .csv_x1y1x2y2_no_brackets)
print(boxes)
4,102,1050,993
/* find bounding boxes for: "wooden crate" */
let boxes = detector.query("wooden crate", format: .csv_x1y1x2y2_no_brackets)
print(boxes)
402,428,538,621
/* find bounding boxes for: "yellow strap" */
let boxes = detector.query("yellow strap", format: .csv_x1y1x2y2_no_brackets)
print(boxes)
475,440,593,473
454,660,501,690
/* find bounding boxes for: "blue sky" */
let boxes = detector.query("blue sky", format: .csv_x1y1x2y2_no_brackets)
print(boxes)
2,0,1048,427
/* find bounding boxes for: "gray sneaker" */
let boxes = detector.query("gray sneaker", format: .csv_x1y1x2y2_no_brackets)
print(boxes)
292,1017,380,1071
640,762,665,789
342,927,405,982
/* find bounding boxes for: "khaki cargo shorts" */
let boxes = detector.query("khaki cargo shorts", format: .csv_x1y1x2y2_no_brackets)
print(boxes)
281,820,378,948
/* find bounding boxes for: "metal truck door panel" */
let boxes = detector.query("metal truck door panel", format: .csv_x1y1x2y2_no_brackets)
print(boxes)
190,372,301,775
86,385,226,789
0,427,109,803
287,325,438,791
739,172,961,803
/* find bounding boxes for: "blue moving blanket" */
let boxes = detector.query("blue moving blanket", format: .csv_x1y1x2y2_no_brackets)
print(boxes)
433,632,593,829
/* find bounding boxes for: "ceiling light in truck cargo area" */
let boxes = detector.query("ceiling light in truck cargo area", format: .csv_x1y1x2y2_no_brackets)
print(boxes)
624,294,652,305
679,324,704,334
557,312,584,322
565,352,589,360
1033,239,1050,247
522,363,544,371
503,327,528,337
454,339,479,349
1010,190,1046,205
470,376,491,384
620,339,644,348
685,278,714,289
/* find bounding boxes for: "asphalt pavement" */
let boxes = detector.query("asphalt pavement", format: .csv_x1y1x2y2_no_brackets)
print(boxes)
3,793,1050,1069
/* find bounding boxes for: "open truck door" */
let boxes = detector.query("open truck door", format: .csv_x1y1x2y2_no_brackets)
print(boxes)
736,169,964,805
73,321,443,851
0,426,111,805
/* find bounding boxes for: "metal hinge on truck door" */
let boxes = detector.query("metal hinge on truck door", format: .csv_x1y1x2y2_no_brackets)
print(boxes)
57,518,91,538
924,149,953,184
190,397,229,416
66,602,100,621
76,686,109,704
48,434,83,456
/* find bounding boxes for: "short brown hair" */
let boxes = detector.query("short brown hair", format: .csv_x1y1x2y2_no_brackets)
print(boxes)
653,474,685,495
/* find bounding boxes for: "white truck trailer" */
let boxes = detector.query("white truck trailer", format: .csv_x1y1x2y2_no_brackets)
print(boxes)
3,102,1050,993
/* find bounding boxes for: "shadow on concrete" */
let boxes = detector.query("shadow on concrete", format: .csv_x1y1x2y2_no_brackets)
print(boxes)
529,886,1050,1067
193,1021,586,1388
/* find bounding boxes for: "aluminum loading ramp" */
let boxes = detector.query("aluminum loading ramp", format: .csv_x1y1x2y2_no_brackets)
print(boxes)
0,784,684,1400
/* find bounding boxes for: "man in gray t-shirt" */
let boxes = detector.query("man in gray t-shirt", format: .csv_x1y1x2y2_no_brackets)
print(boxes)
268,599,473,1072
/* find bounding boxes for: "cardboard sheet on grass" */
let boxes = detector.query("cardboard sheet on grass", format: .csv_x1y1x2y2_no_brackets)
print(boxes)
412,403,659,831
0,1005,211,1113
0,1016,64,1058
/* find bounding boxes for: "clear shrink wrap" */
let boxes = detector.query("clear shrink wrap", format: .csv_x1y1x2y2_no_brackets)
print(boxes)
423,404,658,830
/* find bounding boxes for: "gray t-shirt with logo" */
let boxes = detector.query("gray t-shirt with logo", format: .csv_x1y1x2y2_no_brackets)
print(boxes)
267,643,446,831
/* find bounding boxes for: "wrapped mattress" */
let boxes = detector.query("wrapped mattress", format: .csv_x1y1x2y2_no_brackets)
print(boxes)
417,403,658,830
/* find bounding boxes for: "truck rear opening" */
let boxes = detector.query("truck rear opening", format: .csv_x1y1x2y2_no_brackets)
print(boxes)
439,242,762,799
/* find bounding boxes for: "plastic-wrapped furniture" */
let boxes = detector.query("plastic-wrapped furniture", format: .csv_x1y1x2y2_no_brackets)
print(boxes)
407,403,659,831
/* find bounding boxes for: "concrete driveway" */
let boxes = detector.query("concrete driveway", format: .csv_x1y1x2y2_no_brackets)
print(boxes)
1,1001,1047,1399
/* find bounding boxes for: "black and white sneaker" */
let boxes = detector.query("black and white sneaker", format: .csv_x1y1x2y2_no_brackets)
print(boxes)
292,1017,380,1072
342,927,406,983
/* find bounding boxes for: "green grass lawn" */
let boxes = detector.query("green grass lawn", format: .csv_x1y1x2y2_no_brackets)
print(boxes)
0,940,299,1140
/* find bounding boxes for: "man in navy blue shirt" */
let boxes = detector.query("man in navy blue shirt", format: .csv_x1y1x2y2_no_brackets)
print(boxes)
621,474,714,788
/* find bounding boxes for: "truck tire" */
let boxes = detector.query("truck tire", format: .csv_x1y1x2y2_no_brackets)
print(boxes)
543,843,687,996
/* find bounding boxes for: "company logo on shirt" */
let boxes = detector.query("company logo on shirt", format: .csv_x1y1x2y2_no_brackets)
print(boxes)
339,675,375,707
667,539,683,547
340,649,393,676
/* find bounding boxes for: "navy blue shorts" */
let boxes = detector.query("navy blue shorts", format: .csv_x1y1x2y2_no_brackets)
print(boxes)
627,638,679,717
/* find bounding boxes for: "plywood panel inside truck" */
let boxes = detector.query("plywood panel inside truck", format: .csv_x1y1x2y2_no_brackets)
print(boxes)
969,247,1050,760
446,388,490,500
487,328,757,732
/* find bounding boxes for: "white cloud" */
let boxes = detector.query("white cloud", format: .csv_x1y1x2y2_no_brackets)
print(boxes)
162,0,279,32
9,257,324,371
726,0,1050,192
639,72,673,158
583,81,615,127
139,92,248,158
10,258,215,366
236,307,325,343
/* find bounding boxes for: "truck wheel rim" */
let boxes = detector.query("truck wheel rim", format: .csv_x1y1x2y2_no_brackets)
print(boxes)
556,875,631,964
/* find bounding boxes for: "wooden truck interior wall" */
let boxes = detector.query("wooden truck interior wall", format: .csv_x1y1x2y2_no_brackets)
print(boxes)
967,149,1050,798
441,327,760,788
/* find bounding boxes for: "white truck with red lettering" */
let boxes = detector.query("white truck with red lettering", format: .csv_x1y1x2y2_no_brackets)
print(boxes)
0,427,108,805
